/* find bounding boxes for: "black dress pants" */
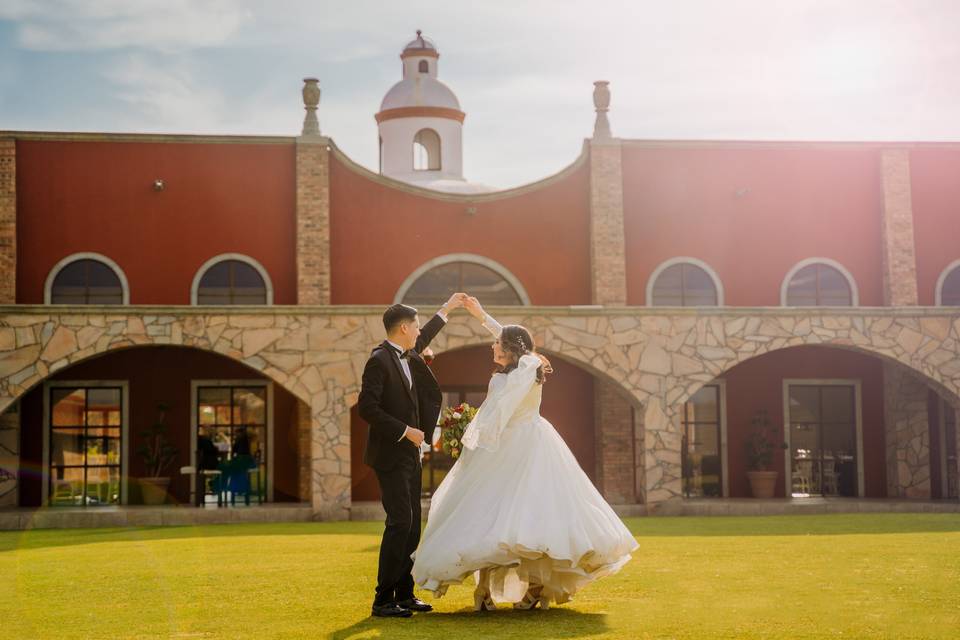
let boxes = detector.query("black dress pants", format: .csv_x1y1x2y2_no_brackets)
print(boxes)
373,453,421,605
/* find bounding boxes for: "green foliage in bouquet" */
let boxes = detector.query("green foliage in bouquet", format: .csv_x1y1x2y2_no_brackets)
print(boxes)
439,402,478,459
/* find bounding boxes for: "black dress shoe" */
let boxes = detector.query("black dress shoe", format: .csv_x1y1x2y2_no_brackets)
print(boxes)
371,602,413,618
397,597,433,612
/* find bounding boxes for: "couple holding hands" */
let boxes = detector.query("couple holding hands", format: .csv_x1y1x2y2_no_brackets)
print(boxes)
358,293,637,618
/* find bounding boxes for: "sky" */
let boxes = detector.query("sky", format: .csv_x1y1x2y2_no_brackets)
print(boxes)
1,0,959,188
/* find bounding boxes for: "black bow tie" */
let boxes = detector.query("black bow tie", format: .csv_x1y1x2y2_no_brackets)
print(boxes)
394,347,413,360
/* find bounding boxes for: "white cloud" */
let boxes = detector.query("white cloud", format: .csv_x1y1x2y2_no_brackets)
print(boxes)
0,0,250,52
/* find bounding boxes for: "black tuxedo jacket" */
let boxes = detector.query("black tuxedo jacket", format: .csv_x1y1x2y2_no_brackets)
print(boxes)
358,314,445,471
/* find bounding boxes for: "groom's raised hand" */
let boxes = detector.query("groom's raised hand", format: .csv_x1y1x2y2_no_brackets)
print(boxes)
441,292,467,314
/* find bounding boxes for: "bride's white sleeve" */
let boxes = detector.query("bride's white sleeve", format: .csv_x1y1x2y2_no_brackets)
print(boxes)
480,311,502,338
461,353,540,452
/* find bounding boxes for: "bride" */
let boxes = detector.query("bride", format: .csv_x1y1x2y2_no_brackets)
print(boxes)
411,296,638,610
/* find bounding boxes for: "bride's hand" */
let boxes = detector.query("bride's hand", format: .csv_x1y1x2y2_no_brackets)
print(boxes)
464,296,485,319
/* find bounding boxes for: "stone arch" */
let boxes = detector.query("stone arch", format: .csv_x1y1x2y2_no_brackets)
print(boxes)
0,310,382,519
624,312,960,507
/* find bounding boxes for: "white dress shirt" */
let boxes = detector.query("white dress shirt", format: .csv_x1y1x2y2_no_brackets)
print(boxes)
392,310,448,442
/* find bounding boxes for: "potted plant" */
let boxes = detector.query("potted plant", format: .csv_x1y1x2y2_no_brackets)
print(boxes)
743,409,785,498
137,402,179,505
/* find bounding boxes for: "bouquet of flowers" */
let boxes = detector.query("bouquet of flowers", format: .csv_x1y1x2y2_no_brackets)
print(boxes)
439,403,478,459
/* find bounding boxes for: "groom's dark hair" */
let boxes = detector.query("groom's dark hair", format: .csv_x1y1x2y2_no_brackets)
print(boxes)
383,303,418,333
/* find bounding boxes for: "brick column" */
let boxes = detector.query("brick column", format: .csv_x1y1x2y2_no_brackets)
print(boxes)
589,140,627,306
883,363,931,498
0,402,18,507
0,139,15,304
297,400,312,502
879,149,919,306
589,139,632,503
296,137,331,305
593,380,636,503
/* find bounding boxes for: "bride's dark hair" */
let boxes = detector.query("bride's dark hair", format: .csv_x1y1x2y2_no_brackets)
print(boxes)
495,324,553,384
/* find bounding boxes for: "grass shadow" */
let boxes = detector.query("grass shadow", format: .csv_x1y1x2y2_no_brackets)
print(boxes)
3,513,960,554
0,520,386,553
329,607,609,640
623,513,960,537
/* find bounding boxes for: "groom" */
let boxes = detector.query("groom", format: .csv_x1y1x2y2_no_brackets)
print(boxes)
358,293,465,618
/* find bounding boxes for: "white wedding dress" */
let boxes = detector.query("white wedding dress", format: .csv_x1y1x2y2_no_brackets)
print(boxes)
412,313,638,607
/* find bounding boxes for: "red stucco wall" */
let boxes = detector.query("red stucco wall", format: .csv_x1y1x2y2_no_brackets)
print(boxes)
908,148,960,305
15,140,297,304
329,157,592,305
622,145,885,306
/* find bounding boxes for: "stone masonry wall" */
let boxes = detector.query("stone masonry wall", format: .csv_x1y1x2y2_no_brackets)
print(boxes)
883,362,931,497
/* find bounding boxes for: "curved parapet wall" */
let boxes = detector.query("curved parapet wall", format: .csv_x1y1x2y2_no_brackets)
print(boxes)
327,140,594,306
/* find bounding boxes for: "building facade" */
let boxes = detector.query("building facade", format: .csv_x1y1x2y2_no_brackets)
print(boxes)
1,35,959,521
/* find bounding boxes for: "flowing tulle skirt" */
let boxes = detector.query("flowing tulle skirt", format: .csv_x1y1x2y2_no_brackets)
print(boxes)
412,415,638,605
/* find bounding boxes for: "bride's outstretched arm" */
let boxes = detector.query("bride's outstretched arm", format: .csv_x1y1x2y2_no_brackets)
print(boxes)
464,296,502,337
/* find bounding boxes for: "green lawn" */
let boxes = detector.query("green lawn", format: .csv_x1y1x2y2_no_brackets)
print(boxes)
2,514,959,639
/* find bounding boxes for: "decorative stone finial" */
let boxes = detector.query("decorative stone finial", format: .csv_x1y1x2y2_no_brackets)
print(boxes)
301,77,321,136
592,80,611,140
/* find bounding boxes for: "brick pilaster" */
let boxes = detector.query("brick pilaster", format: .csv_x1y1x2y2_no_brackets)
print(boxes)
594,379,636,503
297,400,312,502
0,139,15,304
589,140,627,305
879,149,919,306
296,138,331,305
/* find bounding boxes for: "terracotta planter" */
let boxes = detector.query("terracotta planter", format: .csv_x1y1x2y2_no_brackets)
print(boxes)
746,470,778,498
140,477,171,505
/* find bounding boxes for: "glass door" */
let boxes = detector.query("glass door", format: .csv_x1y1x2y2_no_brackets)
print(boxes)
49,387,122,506
682,385,722,497
197,386,267,504
788,385,857,497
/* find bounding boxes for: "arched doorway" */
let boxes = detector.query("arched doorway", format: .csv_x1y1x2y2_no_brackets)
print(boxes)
673,344,959,501
14,345,309,507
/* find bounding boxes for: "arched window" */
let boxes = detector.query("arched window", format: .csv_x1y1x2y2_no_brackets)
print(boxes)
935,260,960,306
396,254,530,306
647,258,723,306
45,253,128,304
418,60,429,73
192,255,272,305
412,128,441,171
782,259,857,306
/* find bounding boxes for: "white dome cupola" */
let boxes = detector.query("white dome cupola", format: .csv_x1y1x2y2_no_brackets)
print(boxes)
375,31,491,193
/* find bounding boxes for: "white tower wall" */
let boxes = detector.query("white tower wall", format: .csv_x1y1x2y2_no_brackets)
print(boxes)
380,116,463,181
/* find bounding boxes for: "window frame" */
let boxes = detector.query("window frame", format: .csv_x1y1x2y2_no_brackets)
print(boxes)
191,254,274,306
393,253,531,306
782,378,864,498
190,379,275,503
42,380,130,506
934,259,960,306
646,257,725,307
44,253,130,305
780,258,859,307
